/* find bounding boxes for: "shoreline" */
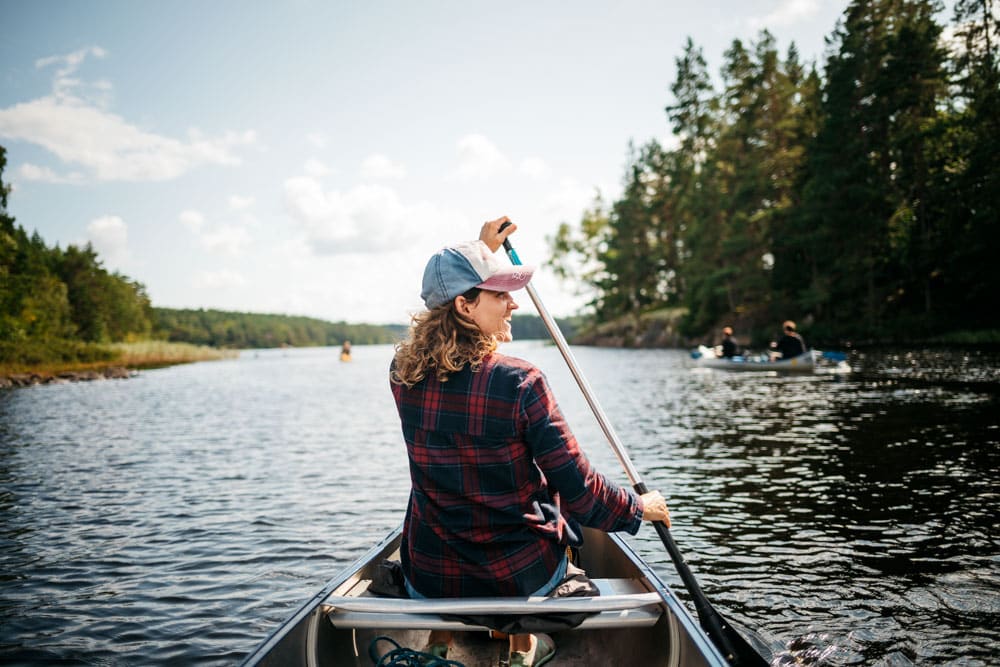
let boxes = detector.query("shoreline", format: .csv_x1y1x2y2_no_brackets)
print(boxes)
0,366,135,389
1,341,240,390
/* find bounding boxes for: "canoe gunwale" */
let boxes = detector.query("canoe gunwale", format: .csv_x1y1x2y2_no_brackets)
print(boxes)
325,590,663,614
239,525,730,666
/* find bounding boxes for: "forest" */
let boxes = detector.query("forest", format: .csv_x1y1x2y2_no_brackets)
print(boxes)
550,0,998,346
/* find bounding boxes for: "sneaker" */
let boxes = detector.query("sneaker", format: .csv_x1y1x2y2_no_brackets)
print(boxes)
509,633,556,667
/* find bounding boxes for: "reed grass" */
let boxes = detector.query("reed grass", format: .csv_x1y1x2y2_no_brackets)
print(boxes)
107,341,239,368
0,340,237,379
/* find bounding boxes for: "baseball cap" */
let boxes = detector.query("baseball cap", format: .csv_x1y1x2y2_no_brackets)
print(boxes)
421,240,535,309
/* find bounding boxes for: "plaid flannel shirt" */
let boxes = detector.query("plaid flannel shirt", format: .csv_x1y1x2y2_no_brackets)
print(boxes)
391,352,643,598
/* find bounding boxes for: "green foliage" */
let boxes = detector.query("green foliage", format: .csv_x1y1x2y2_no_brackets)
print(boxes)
509,313,579,341
783,0,950,338
151,308,399,348
941,0,1000,327
550,0,999,344
0,338,116,366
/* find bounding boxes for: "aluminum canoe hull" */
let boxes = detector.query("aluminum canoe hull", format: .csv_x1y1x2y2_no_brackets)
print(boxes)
693,347,817,373
239,525,729,666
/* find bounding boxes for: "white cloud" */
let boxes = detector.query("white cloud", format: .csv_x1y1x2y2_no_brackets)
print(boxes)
36,46,107,74
452,133,511,181
192,269,247,289
86,215,129,268
36,46,108,103
541,178,600,226
198,224,252,256
305,132,329,149
361,153,407,180
520,157,551,181
0,48,256,182
178,209,251,255
17,162,82,184
748,0,821,29
0,96,256,182
179,209,205,232
283,176,455,255
304,158,333,178
229,194,255,210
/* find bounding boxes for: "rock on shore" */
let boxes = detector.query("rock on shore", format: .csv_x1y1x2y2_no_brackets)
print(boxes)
0,366,134,389
572,308,690,348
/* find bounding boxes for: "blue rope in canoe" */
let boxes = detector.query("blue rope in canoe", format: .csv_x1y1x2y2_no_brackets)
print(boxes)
368,635,467,667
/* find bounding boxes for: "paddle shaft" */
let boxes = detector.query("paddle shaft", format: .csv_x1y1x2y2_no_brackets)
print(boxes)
497,227,766,666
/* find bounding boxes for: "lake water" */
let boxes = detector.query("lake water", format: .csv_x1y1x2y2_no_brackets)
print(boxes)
1,342,997,665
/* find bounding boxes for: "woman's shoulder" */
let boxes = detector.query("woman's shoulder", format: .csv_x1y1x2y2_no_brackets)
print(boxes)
483,352,544,381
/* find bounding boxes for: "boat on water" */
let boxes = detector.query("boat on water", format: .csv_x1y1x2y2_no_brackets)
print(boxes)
691,346,819,373
239,524,733,666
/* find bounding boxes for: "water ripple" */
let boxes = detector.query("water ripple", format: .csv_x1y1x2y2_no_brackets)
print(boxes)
1,344,997,665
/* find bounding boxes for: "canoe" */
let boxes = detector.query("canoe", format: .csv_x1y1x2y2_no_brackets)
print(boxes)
239,524,730,666
692,346,817,373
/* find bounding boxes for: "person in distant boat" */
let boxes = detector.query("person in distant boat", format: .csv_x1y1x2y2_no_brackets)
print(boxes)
390,216,670,667
339,340,352,362
719,326,739,358
770,320,807,360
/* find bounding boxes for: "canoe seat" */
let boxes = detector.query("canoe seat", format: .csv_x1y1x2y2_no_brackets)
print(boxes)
325,578,663,631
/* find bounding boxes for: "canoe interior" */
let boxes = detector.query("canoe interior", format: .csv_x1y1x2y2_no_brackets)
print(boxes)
241,526,726,667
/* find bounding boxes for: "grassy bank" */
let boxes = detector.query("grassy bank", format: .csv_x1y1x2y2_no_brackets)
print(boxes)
107,341,239,369
0,340,238,380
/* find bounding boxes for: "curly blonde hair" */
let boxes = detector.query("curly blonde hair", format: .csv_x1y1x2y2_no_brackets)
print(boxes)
391,290,498,387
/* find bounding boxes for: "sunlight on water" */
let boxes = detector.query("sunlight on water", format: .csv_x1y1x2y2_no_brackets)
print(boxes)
1,342,998,665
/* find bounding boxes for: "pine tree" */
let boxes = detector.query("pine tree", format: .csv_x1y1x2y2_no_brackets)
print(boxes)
665,39,726,334
782,0,948,338
941,0,1000,326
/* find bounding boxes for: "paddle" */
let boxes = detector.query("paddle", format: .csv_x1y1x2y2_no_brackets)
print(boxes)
497,223,768,666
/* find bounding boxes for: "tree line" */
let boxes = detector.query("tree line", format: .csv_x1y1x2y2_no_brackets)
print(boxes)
551,0,998,345
152,308,398,348
510,313,580,341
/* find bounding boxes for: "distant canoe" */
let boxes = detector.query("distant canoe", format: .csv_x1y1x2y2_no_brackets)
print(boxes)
691,346,817,373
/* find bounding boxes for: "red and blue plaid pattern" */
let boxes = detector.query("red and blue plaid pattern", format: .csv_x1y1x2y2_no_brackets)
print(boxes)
391,352,643,598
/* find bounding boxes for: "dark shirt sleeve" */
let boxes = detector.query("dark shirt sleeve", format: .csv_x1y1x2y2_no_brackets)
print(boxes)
518,371,643,535
776,334,806,358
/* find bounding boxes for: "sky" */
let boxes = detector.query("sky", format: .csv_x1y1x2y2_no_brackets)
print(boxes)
1,0,854,325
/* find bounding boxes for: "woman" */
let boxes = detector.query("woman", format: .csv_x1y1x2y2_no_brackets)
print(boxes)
390,217,670,667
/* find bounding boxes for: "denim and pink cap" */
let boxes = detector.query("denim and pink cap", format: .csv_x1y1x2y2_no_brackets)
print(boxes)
421,240,535,309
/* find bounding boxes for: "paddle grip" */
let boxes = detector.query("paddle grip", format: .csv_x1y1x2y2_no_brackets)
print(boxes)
498,220,514,253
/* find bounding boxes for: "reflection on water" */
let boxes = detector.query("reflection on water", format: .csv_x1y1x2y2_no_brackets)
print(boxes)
1,343,997,665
